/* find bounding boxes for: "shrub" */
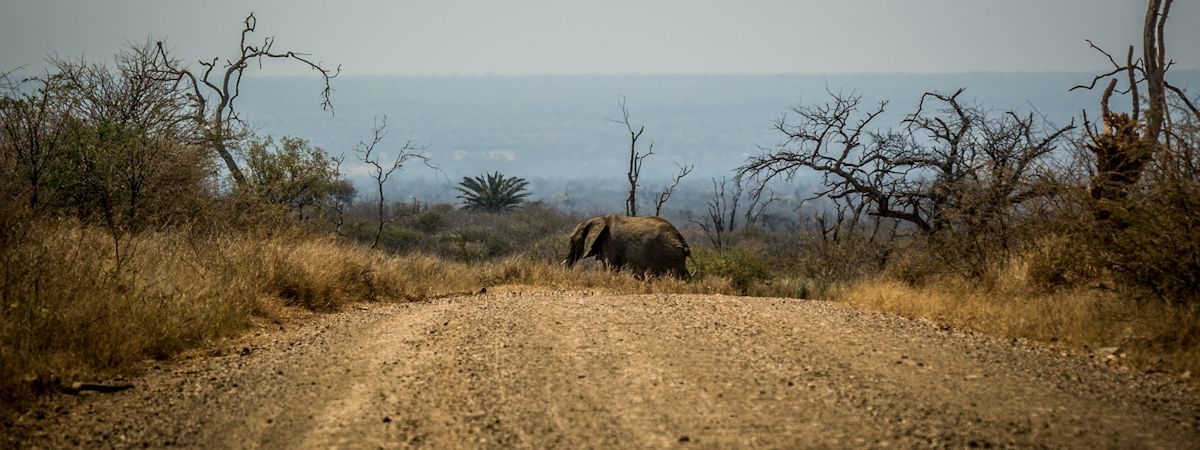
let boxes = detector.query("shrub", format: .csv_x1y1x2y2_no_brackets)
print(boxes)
243,135,342,221
689,247,773,293
378,226,424,253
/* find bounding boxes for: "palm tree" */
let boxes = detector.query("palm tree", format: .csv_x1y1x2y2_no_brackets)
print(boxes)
456,171,531,212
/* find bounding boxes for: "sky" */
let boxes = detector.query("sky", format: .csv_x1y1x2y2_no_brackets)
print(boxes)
1,0,1197,76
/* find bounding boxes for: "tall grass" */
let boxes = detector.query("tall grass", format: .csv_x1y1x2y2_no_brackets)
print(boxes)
0,221,752,403
0,223,258,401
835,252,1200,377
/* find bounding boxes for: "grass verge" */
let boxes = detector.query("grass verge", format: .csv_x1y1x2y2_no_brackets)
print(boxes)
0,223,750,404
835,277,1200,378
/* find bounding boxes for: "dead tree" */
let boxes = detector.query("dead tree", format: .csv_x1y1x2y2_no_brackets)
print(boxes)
654,163,693,216
689,177,743,250
611,97,653,216
355,116,428,250
327,154,352,235
150,13,340,184
736,89,1073,238
1071,0,1198,205
742,187,779,229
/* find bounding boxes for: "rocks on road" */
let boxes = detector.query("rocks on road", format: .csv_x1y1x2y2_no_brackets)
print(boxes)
7,291,1200,449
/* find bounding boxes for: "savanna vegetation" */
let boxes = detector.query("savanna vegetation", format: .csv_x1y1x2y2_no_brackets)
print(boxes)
2,0,1198,409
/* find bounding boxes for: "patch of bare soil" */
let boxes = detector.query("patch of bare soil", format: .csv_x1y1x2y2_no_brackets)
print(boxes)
7,292,1199,448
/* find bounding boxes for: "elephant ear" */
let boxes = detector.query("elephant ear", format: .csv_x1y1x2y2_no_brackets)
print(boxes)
582,219,611,258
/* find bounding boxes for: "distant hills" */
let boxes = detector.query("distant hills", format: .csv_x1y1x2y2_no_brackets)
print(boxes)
233,72,1199,214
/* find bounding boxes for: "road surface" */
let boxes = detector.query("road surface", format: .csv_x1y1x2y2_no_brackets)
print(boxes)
9,291,1200,448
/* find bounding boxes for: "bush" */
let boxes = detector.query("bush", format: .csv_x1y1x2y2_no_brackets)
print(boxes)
1093,178,1200,305
689,247,773,293
243,135,343,221
378,226,424,253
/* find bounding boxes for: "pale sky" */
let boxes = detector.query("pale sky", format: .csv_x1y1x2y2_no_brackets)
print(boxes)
1,0,1197,76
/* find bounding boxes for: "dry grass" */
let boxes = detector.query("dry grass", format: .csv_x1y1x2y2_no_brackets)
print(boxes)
0,224,259,402
835,273,1200,378
0,222,754,403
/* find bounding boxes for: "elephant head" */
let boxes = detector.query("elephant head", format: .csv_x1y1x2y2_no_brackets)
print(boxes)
563,214,690,280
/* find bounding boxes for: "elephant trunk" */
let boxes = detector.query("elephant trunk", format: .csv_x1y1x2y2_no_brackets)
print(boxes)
563,247,579,268
564,235,587,268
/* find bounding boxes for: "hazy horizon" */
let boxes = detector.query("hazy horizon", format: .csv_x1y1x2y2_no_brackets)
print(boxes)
3,0,1197,76
225,71,1200,220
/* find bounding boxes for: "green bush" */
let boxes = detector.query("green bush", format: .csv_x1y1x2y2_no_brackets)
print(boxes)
414,210,446,233
689,247,773,293
378,226,424,253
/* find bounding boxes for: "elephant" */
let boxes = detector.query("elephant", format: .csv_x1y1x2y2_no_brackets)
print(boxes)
563,214,691,280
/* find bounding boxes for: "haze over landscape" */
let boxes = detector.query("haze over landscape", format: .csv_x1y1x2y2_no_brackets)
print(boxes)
4,0,1198,212
231,72,1198,209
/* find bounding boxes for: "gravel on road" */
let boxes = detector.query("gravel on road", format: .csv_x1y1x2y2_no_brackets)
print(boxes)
7,291,1199,449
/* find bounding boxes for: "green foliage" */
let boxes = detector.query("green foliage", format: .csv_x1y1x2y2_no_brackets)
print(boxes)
244,136,343,219
1091,178,1200,305
378,226,424,253
689,247,773,293
413,210,446,233
1,51,215,231
456,171,531,212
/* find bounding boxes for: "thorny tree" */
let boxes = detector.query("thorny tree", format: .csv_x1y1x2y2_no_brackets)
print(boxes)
737,89,1074,241
149,13,339,184
0,70,69,211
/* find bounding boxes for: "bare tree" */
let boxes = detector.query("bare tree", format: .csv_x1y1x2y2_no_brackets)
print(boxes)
653,163,693,216
326,154,353,235
355,116,428,250
743,187,779,229
149,13,340,184
689,177,743,250
737,89,1073,237
611,97,653,216
1071,0,1197,204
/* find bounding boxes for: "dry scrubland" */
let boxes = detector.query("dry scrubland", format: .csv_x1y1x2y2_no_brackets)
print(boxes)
3,0,1199,416
0,220,743,403
4,217,1198,407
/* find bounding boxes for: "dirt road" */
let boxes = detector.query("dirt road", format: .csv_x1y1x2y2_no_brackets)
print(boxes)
9,291,1200,448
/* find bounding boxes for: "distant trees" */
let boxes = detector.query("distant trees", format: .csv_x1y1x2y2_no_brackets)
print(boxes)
738,88,1072,236
456,172,531,212
736,88,1074,276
